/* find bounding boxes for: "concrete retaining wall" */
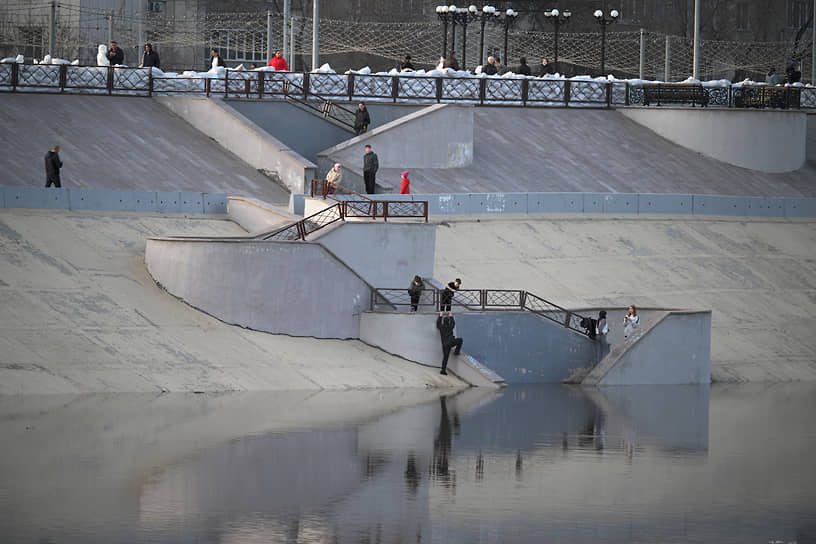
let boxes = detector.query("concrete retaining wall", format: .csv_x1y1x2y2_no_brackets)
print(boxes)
316,222,436,288
1,186,227,213
290,191,816,218
583,311,712,386
453,312,598,384
318,104,474,171
145,238,372,339
620,107,807,173
226,196,298,234
154,97,317,194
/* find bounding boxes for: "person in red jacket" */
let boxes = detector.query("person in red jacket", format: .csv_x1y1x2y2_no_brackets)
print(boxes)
400,171,410,194
267,50,289,71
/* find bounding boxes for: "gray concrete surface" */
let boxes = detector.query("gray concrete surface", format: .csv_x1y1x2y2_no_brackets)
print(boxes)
146,238,373,339
621,107,807,173
315,222,437,288
155,97,317,195
226,196,298,234
583,311,712,385
358,311,506,387
0,94,290,204
452,311,598,383
0,208,464,394
433,214,816,382
225,100,424,164
386,108,816,197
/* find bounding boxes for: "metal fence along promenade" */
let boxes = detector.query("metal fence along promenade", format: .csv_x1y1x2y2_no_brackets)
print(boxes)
2,63,814,109
371,287,592,337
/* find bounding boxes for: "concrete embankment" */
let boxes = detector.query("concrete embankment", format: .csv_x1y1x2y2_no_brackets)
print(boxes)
0,208,464,394
433,214,816,383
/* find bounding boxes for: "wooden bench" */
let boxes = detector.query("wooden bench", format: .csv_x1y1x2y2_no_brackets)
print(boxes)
640,83,709,107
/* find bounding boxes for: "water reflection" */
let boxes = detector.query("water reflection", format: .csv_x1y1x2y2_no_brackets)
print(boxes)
1,383,815,543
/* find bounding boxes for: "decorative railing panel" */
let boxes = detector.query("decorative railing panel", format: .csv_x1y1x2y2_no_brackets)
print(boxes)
18,64,61,89
397,76,437,101
442,77,480,101
527,79,565,103
0,63,14,88
485,78,523,103
309,73,348,98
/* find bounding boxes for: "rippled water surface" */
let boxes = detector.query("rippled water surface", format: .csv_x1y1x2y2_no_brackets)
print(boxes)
1,383,815,543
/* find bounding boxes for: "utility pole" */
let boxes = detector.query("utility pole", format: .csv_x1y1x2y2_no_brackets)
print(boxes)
692,0,700,79
312,0,319,70
639,28,645,79
812,0,815,83
283,0,291,65
664,34,671,82
267,11,273,61
49,1,56,57
107,11,113,47
290,16,296,71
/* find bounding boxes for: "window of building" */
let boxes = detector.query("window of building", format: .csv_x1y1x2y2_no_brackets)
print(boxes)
736,3,750,30
787,0,811,29
210,29,267,63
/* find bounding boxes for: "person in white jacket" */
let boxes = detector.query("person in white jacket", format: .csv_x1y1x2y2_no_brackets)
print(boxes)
623,304,640,338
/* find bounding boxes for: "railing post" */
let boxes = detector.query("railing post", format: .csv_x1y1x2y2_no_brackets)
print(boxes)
481,289,486,310
303,72,310,99
106,65,114,95
391,75,399,103
625,82,630,106
11,62,18,91
245,78,251,98
58,64,67,92
424,201,428,223
519,290,526,310
383,201,389,222
521,79,529,106
348,73,355,101
605,82,612,107
297,221,306,240
148,69,153,97
224,68,229,98
205,78,210,97
479,78,486,105
258,71,264,99
564,80,571,107
563,311,571,328
435,77,442,103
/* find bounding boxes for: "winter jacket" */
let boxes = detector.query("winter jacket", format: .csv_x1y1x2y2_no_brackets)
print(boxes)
443,55,460,71
400,60,415,71
354,108,371,133
363,151,379,173
142,48,160,68
211,55,225,69
268,56,289,71
107,47,124,65
326,168,342,188
44,150,62,178
437,316,457,347
400,175,410,194
766,72,781,85
440,282,458,306
517,63,532,76
408,278,424,297
482,62,498,75
537,63,553,77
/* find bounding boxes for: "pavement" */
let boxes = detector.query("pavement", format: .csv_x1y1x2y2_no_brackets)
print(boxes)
0,208,465,394
433,213,816,383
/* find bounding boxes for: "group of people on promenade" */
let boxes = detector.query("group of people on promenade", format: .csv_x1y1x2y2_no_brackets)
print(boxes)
766,60,802,86
323,133,410,196
407,52,554,77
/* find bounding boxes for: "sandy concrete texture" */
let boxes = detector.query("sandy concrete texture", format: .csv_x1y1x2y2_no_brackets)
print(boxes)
433,214,816,383
0,94,290,204
0,208,464,394
621,107,807,173
388,108,816,197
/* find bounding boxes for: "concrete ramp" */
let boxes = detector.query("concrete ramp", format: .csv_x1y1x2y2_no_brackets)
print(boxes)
390,108,816,197
0,94,289,204
582,310,712,386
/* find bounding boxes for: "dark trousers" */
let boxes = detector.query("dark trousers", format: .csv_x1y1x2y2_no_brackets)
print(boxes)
410,294,420,312
363,170,376,194
441,338,463,371
440,298,452,312
45,175,61,188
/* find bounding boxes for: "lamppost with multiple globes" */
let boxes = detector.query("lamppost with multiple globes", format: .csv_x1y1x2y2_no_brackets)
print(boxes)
543,8,570,75
435,5,455,59
435,5,480,67
593,4,619,76
499,8,519,68
476,5,496,67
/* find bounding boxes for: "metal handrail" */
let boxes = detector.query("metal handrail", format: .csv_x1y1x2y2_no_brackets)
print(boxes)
371,287,592,336
310,178,372,201
258,201,344,241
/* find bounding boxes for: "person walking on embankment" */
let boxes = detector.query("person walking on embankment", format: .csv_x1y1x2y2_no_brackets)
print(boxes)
408,275,424,311
437,312,463,375
363,144,379,194
44,145,63,188
623,304,639,338
400,171,410,194
354,103,370,136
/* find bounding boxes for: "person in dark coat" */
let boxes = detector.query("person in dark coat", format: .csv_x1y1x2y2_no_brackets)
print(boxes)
537,57,553,77
210,48,225,69
785,60,801,84
437,312,463,375
400,54,414,71
354,103,370,136
482,56,498,75
442,52,460,71
44,145,62,188
517,56,532,76
106,41,124,65
363,144,379,194
439,278,461,312
408,275,424,311
140,43,160,68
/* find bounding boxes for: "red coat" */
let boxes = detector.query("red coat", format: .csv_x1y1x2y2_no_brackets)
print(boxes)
400,176,410,194
267,56,289,71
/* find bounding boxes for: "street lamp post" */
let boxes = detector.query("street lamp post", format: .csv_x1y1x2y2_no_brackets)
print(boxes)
477,5,496,66
543,8,571,74
459,5,478,69
593,4,619,76
499,8,519,68
436,5,454,59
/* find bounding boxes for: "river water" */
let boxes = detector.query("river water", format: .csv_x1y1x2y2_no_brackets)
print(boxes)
1,383,814,543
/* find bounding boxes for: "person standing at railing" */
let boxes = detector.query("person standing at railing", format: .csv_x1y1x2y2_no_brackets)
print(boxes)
766,67,781,86
482,56,498,75
537,57,553,77
106,41,124,66
443,52,460,71
363,144,379,194
437,312,463,375
440,278,461,312
516,57,532,76
400,171,410,194
267,50,288,71
44,145,63,188
210,49,225,70
408,275,424,312
400,54,414,72
354,103,370,136
623,304,639,339
597,310,610,360
325,163,342,194
140,43,160,69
